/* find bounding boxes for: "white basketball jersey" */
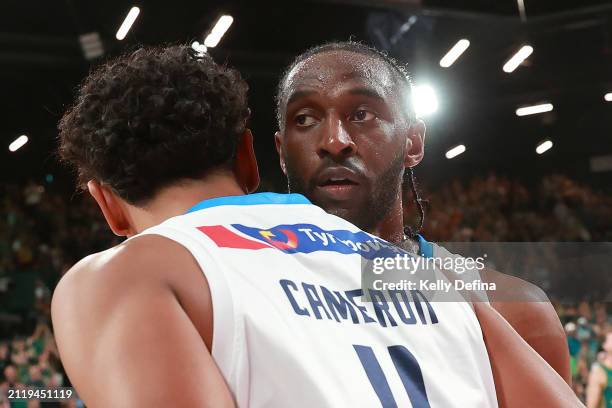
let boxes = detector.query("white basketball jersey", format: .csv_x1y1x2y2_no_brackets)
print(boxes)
140,193,497,408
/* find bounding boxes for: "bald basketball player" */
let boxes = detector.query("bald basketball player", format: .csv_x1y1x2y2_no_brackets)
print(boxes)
274,40,571,382
52,44,579,407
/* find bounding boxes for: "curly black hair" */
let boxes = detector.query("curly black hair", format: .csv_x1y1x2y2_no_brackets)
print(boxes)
58,44,250,205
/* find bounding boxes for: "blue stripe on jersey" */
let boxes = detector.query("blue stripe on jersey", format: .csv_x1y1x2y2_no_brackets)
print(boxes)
416,234,434,259
186,192,311,214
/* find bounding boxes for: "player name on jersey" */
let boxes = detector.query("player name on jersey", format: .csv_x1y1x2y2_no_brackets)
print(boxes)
280,279,439,328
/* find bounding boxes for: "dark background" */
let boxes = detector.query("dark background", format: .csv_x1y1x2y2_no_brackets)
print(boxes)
1,0,612,192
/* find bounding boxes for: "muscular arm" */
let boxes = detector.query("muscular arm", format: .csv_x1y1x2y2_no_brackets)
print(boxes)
586,365,606,408
481,268,571,384
474,302,583,408
51,236,234,408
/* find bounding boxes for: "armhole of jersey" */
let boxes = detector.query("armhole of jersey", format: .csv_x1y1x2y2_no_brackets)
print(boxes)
137,224,238,381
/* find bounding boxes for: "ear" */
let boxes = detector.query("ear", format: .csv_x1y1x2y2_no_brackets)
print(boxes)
274,130,287,176
234,128,260,193
87,180,133,236
404,119,426,168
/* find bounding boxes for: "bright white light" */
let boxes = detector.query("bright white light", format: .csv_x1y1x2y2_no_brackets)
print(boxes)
440,39,470,68
191,41,207,55
503,45,533,73
445,144,466,159
412,85,438,117
204,15,234,48
604,92,612,102
516,103,553,116
536,140,553,155
9,135,28,152
116,7,140,40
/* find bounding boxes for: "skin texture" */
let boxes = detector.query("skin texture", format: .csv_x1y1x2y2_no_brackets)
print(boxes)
275,50,425,243
52,236,233,407
481,268,571,385
473,302,584,407
275,48,571,385
51,132,259,407
586,333,612,407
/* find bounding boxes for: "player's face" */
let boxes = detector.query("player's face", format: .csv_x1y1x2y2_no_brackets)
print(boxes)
276,50,418,231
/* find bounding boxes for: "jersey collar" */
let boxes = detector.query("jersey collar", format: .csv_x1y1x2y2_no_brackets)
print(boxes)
186,192,433,258
186,192,311,214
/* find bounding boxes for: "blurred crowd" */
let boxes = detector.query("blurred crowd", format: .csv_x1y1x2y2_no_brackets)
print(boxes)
0,320,78,408
421,173,612,242
0,183,102,406
557,301,612,402
0,183,119,285
0,173,611,405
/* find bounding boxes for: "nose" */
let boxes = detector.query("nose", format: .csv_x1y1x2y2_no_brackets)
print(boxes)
317,115,356,160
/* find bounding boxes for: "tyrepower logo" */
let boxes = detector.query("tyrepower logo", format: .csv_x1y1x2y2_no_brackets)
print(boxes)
196,223,404,259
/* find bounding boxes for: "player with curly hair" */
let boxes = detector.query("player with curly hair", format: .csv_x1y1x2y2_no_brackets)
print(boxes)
52,45,255,407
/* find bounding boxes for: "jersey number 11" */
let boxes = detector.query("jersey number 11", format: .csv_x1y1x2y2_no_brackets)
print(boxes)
354,344,431,408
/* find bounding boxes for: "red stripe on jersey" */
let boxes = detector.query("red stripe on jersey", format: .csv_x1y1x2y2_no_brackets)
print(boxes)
197,225,271,249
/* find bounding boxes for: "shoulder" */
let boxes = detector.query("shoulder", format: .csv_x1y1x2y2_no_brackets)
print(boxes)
52,234,200,325
590,363,608,383
480,268,560,333
50,235,226,406
481,267,570,382
481,267,550,302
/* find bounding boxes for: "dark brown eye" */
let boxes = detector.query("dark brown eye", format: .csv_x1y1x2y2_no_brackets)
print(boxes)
351,109,375,122
295,114,317,127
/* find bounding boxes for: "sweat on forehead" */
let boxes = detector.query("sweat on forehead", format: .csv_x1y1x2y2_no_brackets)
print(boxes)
288,49,392,81
276,45,413,128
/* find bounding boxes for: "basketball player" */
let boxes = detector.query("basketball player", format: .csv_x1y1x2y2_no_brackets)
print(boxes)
273,42,570,382
51,44,579,407
586,331,612,407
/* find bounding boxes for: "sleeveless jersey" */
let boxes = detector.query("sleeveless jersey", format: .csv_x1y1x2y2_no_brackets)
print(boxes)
139,193,497,408
597,363,612,408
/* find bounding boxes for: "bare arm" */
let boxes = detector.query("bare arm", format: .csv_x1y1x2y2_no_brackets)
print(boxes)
474,301,583,408
51,237,234,407
482,268,571,384
586,364,605,408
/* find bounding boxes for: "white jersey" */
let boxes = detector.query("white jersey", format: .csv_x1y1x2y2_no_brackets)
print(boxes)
140,193,497,408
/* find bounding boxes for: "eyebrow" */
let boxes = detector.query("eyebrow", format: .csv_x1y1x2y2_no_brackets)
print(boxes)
286,87,385,107
348,87,386,102
286,90,317,106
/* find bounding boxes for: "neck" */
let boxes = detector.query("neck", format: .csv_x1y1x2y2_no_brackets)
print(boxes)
127,172,245,235
367,199,405,245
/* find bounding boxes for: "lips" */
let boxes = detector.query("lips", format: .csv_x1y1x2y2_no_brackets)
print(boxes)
320,178,358,186
314,166,362,200
316,167,361,187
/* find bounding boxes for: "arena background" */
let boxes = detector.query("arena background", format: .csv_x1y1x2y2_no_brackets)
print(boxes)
1,0,612,405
